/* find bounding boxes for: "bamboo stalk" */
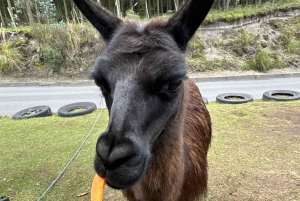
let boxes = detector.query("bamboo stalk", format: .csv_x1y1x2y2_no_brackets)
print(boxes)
145,0,149,19
35,1,41,24
1,22,6,42
63,0,69,23
115,0,121,18
0,10,4,27
7,7,17,32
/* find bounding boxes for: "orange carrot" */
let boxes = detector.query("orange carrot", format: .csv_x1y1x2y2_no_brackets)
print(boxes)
91,174,106,201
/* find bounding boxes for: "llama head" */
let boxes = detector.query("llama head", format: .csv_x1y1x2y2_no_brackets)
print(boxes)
73,0,214,189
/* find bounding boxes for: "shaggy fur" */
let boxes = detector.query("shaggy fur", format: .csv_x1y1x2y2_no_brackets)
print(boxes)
73,0,214,200
123,79,211,201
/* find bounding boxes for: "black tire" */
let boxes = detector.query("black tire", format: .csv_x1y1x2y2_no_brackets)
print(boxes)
263,90,300,101
216,93,253,104
12,106,52,120
0,195,10,201
58,102,97,117
202,97,208,104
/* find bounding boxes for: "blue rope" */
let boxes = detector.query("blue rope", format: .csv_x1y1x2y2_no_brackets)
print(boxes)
37,96,104,201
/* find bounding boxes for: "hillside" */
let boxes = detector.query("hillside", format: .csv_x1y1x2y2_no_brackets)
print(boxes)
188,14,300,74
0,14,299,82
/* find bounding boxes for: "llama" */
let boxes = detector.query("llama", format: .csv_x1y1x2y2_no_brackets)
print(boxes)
73,0,214,200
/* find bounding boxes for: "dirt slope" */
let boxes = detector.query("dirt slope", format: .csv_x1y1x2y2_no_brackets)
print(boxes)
0,15,299,83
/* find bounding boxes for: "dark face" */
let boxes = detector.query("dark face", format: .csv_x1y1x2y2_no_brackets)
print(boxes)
73,0,215,190
91,23,187,189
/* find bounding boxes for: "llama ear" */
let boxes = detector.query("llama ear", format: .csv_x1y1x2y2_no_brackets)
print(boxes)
73,0,122,42
167,0,214,51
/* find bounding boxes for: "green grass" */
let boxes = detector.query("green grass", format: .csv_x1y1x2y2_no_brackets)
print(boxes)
1,100,300,200
205,0,300,23
3,26,31,34
207,100,300,200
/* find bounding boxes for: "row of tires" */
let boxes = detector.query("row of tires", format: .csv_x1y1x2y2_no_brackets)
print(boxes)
12,90,300,119
12,102,97,120
203,90,300,104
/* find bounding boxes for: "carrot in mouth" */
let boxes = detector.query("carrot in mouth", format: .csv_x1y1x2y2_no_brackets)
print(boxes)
91,174,106,201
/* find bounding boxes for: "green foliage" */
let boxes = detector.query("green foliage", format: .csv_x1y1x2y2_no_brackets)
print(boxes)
212,38,223,48
188,37,206,60
187,55,239,72
244,49,281,72
125,9,140,19
271,16,300,55
269,19,282,29
252,50,272,72
30,22,68,49
37,0,57,23
3,26,31,34
233,43,244,57
206,0,300,24
224,29,255,57
189,37,204,49
287,38,300,54
0,42,22,73
14,38,27,46
30,22,68,71
1,22,102,76
35,61,43,68
42,46,64,71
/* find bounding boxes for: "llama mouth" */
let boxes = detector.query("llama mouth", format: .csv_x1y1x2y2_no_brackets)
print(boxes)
95,157,148,189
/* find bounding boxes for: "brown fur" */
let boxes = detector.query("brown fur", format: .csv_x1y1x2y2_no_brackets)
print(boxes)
72,1,214,200
123,79,212,201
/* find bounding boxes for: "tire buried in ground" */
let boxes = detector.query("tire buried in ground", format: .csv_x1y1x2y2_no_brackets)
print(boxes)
58,102,97,117
263,90,300,101
0,195,10,201
12,106,52,120
216,93,253,104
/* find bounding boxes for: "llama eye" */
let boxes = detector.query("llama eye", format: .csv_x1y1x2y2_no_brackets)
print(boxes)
168,79,182,92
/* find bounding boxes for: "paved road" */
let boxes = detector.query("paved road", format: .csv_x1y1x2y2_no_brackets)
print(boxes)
196,77,300,102
0,77,299,116
0,86,104,116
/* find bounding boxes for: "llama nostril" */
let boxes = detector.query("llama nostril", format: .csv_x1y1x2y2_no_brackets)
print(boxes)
107,145,137,169
95,135,139,170
95,136,110,167
108,155,133,169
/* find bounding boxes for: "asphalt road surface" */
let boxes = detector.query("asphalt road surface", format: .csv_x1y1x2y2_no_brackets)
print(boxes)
0,77,299,116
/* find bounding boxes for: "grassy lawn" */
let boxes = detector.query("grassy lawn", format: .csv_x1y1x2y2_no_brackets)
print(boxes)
0,100,300,201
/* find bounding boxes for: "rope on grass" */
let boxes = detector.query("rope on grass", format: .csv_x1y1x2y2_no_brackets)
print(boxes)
37,95,104,201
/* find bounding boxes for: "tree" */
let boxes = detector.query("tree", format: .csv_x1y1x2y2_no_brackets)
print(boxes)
6,0,17,29
115,0,121,18
26,1,34,25
63,0,69,23
6,0,14,23
225,0,231,11
0,10,4,27
34,0,41,23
